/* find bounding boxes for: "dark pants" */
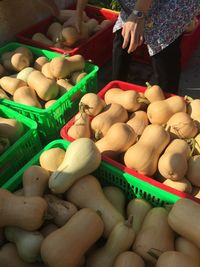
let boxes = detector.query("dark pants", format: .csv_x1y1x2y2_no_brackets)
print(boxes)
112,29,183,94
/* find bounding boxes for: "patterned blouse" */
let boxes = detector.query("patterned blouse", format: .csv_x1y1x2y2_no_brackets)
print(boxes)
113,0,200,56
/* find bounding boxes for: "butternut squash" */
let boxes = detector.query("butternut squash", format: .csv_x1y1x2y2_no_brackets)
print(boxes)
16,67,35,82
15,47,33,63
4,226,44,263
39,147,66,172
0,189,47,231
47,22,63,43
163,178,192,193
127,198,153,235
114,251,145,267
22,165,50,197
85,18,99,35
79,93,106,117
95,122,137,158
61,24,89,47
41,62,55,79
0,76,26,95
13,86,42,108
187,98,200,124
124,124,170,176
27,70,59,101
144,82,165,102
40,223,58,237
44,99,57,108
32,32,54,46
58,10,89,23
147,96,186,124
158,139,191,181
86,217,135,267
186,155,200,186
34,56,49,71
0,117,24,143
133,207,175,265
67,112,91,139
44,194,77,227
40,208,104,267
166,112,198,139
66,174,124,237
91,103,128,139
0,88,10,99
194,133,200,154
57,78,73,96
100,19,112,29
49,138,101,193
11,52,30,71
127,110,149,137
70,71,87,85
168,198,200,248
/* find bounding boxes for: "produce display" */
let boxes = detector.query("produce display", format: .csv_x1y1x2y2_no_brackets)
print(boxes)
61,81,200,200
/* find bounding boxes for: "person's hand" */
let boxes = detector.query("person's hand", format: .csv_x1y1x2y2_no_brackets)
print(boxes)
122,13,144,53
63,13,83,33
39,0,60,17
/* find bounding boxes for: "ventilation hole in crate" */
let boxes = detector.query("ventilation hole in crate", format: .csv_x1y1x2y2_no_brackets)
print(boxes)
141,190,146,198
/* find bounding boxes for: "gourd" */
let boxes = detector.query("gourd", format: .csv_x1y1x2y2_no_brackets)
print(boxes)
61,24,89,47
44,194,77,227
168,198,200,248
41,62,55,79
10,52,31,71
95,122,137,158
58,10,89,23
194,133,200,154
16,67,35,82
39,147,66,172
147,96,186,124
104,88,148,112
127,198,153,235
15,47,33,63
91,103,128,139
0,76,26,95
57,78,73,96
86,217,135,267
186,155,200,186
44,99,57,108
133,207,175,265
103,186,126,216
79,93,106,117
124,124,170,176
166,112,198,139
34,56,49,71
187,98,200,123
144,82,165,102
22,165,50,197
40,208,104,267
114,251,145,267
27,70,59,101
0,117,24,143
46,22,63,43
13,86,42,108
158,139,191,181
32,33,54,46
71,71,87,85
163,178,192,193
67,112,91,139
66,174,124,237
50,55,85,79
85,18,99,35
127,110,149,137
0,189,47,231
0,88,10,99
4,226,44,263
49,138,101,193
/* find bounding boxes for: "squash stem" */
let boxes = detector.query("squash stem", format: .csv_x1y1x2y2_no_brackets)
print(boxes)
145,81,151,89
184,95,194,103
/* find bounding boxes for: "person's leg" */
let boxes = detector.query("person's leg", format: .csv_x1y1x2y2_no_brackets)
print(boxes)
112,29,132,81
150,35,183,94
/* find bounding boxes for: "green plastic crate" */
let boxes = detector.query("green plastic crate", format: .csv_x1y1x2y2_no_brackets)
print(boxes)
2,139,180,206
0,42,98,144
0,104,41,185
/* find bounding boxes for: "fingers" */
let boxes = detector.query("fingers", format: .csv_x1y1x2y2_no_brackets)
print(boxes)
122,27,131,50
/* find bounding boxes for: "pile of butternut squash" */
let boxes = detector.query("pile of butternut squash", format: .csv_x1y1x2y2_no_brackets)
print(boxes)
66,84,200,198
31,9,112,49
0,46,87,109
1,140,200,267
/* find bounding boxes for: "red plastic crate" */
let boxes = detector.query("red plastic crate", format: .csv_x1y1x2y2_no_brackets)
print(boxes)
60,80,200,204
16,5,119,67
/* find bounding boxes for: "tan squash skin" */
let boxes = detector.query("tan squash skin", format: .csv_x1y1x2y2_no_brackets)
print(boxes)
191,186,200,199
0,189,48,231
4,226,44,263
85,18,99,35
127,198,153,235
86,218,135,267
17,67,35,82
41,62,55,79
61,24,89,47
11,53,30,71
104,88,146,112
41,208,104,267
127,110,149,137
0,88,10,99
44,99,57,108
71,71,87,84
163,178,192,193
15,47,33,63
124,124,170,176
187,99,200,123
0,76,26,95
144,83,165,103
27,70,59,101
57,78,73,96
166,112,198,139
13,86,42,108
114,251,145,267
66,175,124,237
175,237,200,265
44,194,78,227
186,155,200,186
133,207,175,266
194,133,200,155
40,223,58,237
47,22,63,43
91,103,128,139
0,243,45,267
32,32,54,46
79,93,106,117
50,55,85,79
168,198,200,248
95,122,137,158
156,251,198,267
158,139,191,181
147,96,186,124
39,147,66,172
0,117,24,143
22,165,50,197
67,112,91,139
34,56,49,71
